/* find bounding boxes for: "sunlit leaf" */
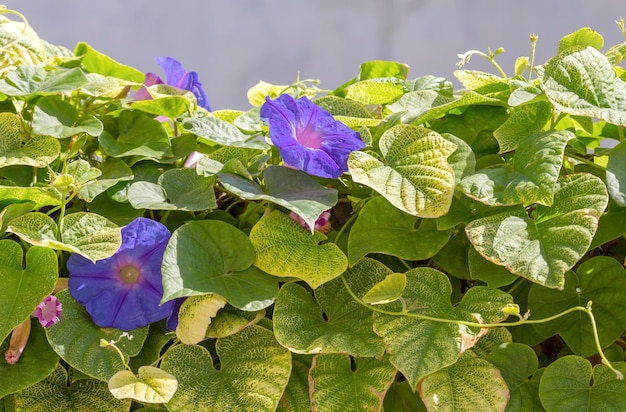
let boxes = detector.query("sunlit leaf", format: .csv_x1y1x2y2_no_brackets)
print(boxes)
309,354,397,412
108,366,178,404
459,130,574,206
176,294,227,345
362,273,407,305
466,173,608,288
183,116,269,149
249,210,347,288
160,325,291,412
417,352,509,411
541,46,626,126
7,212,121,262
493,102,552,153
12,364,131,412
367,266,512,387
273,281,385,356
348,124,456,218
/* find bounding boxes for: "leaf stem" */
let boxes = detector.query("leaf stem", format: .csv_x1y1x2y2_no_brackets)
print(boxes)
340,276,624,379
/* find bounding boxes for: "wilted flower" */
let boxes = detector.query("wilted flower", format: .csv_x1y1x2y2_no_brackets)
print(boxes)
135,56,211,111
290,210,332,234
67,218,175,331
33,295,62,328
4,318,30,365
260,94,365,178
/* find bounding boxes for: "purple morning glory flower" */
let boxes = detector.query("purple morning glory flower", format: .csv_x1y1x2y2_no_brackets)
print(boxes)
135,56,211,111
260,95,365,178
67,218,175,331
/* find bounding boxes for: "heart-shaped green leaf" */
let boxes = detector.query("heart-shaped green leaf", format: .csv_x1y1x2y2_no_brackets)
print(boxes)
99,110,172,158
348,124,456,217
417,352,509,411
176,294,227,344
0,240,57,343
219,165,337,232
7,212,121,262
348,195,451,265
249,210,347,288
0,112,60,168
369,266,513,387
0,185,62,210
309,354,397,412
557,27,604,54
459,130,574,206
12,364,131,411
466,173,608,289
160,325,291,412
162,219,278,310
128,168,217,211
0,65,87,96
108,366,178,404
273,280,385,356
386,90,454,124
528,256,626,357
493,102,552,153
32,96,103,138
77,158,134,203
539,356,626,411
183,116,269,150
74,41,145,82
487,342,544,412
0,322,59,398
541,46,626,125
344,79,405,105
45,290,148,382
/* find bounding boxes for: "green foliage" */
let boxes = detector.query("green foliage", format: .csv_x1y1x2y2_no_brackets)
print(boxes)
2,8,626,411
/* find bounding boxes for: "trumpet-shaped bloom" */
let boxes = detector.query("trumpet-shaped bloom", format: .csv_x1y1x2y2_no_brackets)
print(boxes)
135,56,211,111
67,218,175,331
33,295,62,327
260,95,365,178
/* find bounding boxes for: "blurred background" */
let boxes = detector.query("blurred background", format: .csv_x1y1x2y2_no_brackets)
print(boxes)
3,1,625,110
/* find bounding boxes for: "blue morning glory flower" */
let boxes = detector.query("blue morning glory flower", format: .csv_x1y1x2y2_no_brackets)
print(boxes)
67,218,175,331
260,94,365,178
136,56,211,111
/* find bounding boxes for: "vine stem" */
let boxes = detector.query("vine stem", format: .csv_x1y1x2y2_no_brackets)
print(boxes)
340,276,624,379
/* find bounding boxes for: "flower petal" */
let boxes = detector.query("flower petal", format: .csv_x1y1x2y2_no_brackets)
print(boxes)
155,56,211,111
261,94,365,178
68,218,175,331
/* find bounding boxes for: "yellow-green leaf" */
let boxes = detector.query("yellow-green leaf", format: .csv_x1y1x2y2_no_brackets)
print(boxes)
249,210,347,288
176,294,227,345
348,124,457,218
362,273,407,305
108,366,178,404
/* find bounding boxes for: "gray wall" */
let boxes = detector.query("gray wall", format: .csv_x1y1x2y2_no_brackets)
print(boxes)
3,1,624,110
